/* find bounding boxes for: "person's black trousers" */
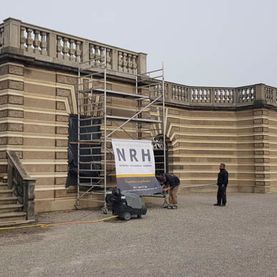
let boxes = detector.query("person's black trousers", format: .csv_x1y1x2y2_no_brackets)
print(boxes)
217,185,227,205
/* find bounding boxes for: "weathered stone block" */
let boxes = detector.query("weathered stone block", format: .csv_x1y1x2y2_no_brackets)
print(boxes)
55,139,68,147
254,135,268,141
56,88,71,97
8,65,24,76
9,80,24,91
55,126,68,135
255,166,270,171
254,143,269,149
56,88,75,112
56,115,68,122
9,123,23,131
55,177,67,186
0,165,7,173
8,137,23,145
0,110,8,117
0,123,8,131
55,164,68,172
171,109,182,116
56,101,66,111
56,74,77,85
0,123,23,132
253,127,269,133
255,174,265,179
0,151,6,159
0,137,8,145
255,158,270,163
254,150,270,156
55,152,68,159
0,137,22,145
0,80,8,90
8,110,24,118
0,65,9,75
8,95,24,105
254,109,269,116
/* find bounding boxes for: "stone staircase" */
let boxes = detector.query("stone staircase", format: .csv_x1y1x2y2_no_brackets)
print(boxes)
0,180,34,227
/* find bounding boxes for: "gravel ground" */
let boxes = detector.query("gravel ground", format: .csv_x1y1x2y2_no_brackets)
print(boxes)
0,193,277,277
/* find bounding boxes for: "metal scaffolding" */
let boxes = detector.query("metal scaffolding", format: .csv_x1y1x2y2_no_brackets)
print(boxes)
75,62,166,212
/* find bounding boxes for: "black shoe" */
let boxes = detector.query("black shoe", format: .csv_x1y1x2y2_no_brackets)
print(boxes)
214,203,221,206
221,204,226,207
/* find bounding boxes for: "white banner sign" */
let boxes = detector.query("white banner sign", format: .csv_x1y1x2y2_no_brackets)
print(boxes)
112,139,162,195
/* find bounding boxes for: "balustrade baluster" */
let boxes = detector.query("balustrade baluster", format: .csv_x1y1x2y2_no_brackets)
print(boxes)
132,55,137,74
75,41,81,62
40,32,47,55
69,39,75,61
33,30,40,54
62,38,69,60
56,36,62,59
123,52,128,72
128,54,132,73
95,45,100,66
89,45,95,66
118,51,123,71
26,28,33,52
106,48,112,69
100,47,105,67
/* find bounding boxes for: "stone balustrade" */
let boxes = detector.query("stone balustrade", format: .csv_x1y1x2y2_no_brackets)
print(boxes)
0,18,145,74
20,25,49,56
1,18,277,109
163,83,276,108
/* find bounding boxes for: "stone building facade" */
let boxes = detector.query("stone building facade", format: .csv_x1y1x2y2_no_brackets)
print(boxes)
0,18,276,213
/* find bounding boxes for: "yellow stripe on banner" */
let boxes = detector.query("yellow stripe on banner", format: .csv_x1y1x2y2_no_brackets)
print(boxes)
116,174,155,178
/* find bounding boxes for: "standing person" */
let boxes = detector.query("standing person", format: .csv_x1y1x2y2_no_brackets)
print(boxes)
157,174,180,209
214,163,228,206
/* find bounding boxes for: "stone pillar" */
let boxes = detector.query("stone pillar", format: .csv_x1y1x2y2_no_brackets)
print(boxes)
137,52,147,74
253,109,270,193
82,41,90,64
166,82,173,102
48,32,57,60
254,83,266,106
2,18,22,53
112,49,118,72
24,179,35,220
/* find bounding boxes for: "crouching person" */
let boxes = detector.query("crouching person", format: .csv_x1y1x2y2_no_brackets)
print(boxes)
157,174,180,209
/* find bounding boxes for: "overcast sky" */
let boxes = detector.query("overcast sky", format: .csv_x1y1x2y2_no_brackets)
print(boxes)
1,0,277,87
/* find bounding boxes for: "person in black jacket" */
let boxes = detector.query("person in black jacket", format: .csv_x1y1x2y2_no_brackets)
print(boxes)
214,163,229,206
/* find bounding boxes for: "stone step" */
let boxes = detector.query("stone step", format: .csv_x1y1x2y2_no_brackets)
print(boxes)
0,189,14,197
0,211,26,222
0,183,9,189
0,204,23,213
0,196,18,205
0,219,35,228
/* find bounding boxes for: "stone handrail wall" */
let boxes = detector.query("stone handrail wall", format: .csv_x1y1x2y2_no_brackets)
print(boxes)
143,79,271,108
0,18,146,74
160,82,276,107
1,18,277,108
7,151,35,220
